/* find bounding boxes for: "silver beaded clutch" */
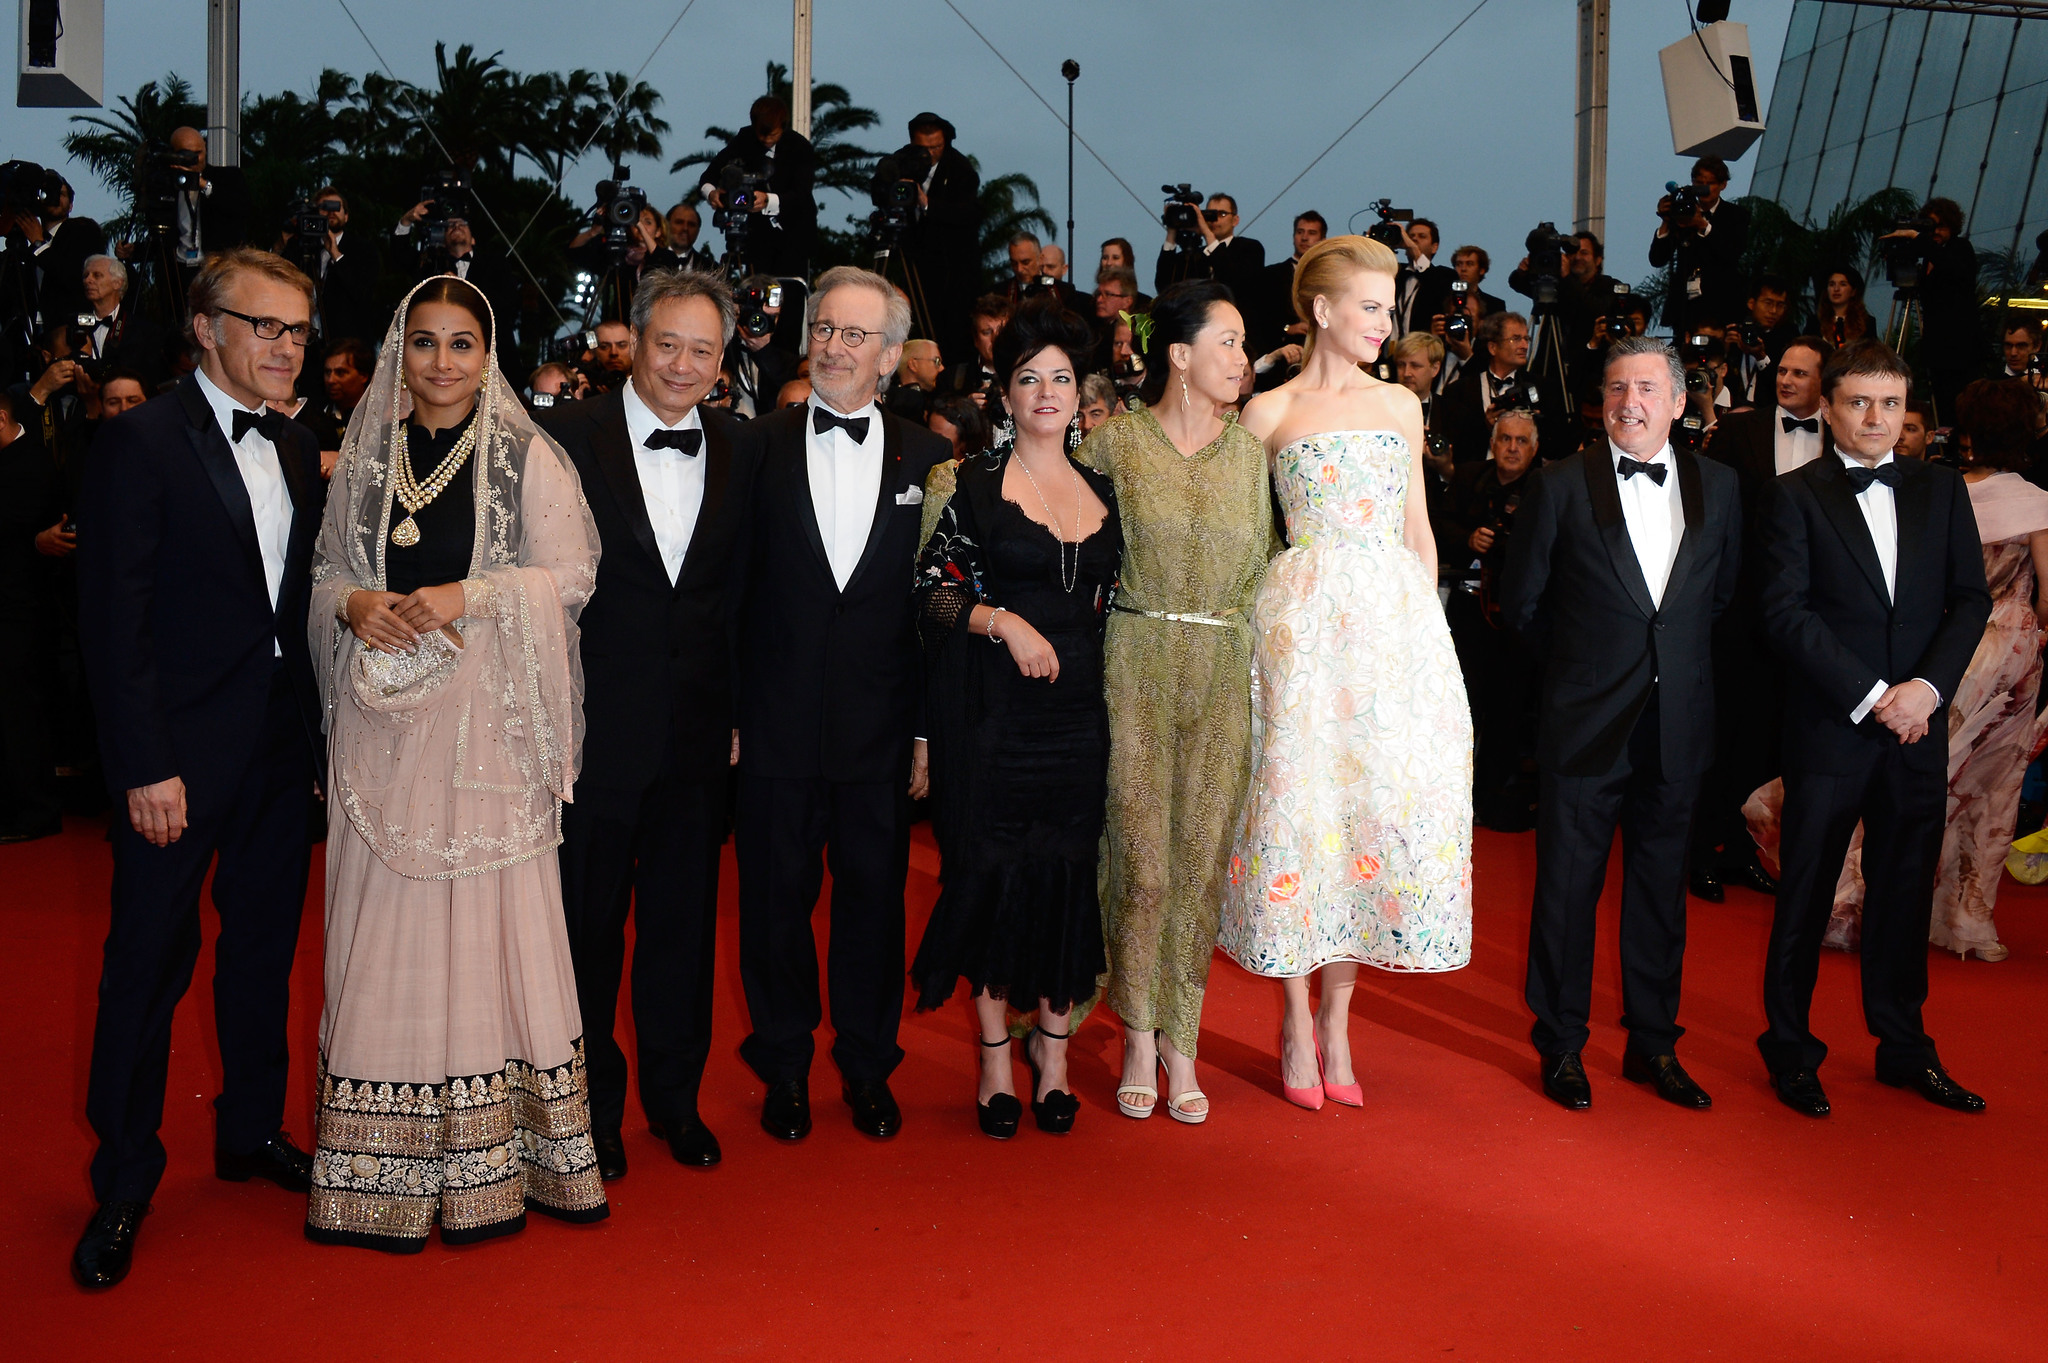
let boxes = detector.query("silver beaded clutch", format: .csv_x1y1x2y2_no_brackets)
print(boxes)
356,626,465,698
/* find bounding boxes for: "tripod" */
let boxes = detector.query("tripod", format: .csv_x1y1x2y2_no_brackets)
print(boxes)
873,239,936,344
1525,295,1576,446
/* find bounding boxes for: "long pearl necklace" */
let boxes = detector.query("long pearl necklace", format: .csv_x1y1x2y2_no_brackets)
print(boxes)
1016,449,1084,595
390,415,479,547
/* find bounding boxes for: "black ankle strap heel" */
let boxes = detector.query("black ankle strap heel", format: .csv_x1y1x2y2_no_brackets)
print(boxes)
976,1035,1020,1140
1026,1025,1079,1135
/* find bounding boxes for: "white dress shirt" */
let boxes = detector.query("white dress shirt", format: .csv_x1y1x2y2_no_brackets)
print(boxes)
1612,441,1684,607
1773,405,1824,475
88,304,119,356
1838,452,1942,723
194,366,292,655
622,379,707,585
806,395,885,590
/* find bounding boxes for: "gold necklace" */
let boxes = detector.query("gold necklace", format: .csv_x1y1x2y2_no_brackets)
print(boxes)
390,416,479,546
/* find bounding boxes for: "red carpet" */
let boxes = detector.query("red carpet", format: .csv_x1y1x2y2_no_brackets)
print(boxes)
3,818,2043,1360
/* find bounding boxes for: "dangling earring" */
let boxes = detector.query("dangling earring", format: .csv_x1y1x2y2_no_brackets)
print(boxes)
1180,371,1191,411
1066,414,1083,451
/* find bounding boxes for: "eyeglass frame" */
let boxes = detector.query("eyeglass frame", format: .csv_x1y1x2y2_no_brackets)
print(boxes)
809,321,875,349
215,307,312,346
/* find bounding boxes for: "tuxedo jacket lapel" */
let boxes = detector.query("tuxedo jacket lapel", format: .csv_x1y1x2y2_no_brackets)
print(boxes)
592,396,663,572
676,415,733,589
1660,449,1706,603
841,415,903,596
1582,448,1656,620
176,377,267,596
1811,456,1892,606
784,414,834,585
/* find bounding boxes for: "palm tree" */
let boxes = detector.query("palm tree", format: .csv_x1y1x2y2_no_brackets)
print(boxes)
1738,186,1918,311
976,166,1056,292
62,74,204,235
670,60,882,200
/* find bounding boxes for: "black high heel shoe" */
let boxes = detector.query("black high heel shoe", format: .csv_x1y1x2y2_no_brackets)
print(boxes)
977,1035,1022,1140
1025,1025,1080,1134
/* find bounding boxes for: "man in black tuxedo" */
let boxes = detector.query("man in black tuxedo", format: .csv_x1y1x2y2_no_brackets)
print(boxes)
1442,311,1539,464
1,175,106,343
1155,192,1265,300
1724,275,1798,408
1248,210,1326,356
393,205,517,342
81,255,169,389
1500,335,1742,1112
1648,156,1749,336
877,113,982,357
732,266,950,1143
297,187,381,349
702,95,818,278
1756,339,1992,1118
661,201,719,274
548,270,754,1177
1690,337,1834,901
153,127,250,300
70,250,327,1289
1393,217,1456,340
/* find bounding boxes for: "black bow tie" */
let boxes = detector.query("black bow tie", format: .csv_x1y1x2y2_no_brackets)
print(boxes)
451,253,473,263
230,409,287,444
1617,455,1668,485
1843,462,1901,492
1782,415,1820,434
812,406,871,443
644,427,703,456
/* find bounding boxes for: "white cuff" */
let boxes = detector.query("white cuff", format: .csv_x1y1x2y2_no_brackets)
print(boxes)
394,222,411,237
1911,677,1943,708
1202,238,1222,256
764,192,781,218
1850,679,1888,724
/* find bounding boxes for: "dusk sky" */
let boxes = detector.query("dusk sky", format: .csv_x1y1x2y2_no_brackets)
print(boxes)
12,0,1796,292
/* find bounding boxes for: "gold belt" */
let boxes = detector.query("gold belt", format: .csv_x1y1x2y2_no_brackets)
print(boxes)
1110,601,1245,628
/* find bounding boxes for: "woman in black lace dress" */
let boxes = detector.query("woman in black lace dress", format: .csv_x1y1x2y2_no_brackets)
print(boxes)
911,300,1118,1138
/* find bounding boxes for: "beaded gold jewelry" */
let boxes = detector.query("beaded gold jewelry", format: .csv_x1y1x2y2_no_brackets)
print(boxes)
390,417,479,547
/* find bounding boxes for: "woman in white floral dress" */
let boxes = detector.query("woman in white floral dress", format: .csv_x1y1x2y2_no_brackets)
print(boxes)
1219,236,1474,1109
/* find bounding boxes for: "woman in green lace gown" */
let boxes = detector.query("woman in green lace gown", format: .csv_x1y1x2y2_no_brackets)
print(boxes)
1078,281,1276,1123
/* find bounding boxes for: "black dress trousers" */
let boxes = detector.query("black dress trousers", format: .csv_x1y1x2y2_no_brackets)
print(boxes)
1525,689,1699,1061
559,762,728,1132
735,773,909,1086
85,665,313,1204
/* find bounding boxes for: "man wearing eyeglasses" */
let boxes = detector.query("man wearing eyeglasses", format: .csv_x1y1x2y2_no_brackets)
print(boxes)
731,265,952,1146
69,248,328,1291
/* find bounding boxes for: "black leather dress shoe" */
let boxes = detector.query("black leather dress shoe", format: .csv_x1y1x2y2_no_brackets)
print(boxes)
591,1126,627,1181
214,1130,314,1192
760,1079,812,1142
1771,1068,1831,1117
1688,867,1726,903
1541,1052,1591,1110
72,1200,148,1289
1725,858,1778,896
1623,1052,1712,1109
653,1117,722,1167
842,1078,902,1139
1878,1063,1986,1113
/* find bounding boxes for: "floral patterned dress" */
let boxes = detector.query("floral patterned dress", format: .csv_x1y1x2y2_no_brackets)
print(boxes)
1219,430,1474,976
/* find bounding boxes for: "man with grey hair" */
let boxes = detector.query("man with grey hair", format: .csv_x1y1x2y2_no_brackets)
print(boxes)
1004,231,1041,301
544,267,751,1176
1500,333,1742,1114
81,253,168,387
733,264,948,1144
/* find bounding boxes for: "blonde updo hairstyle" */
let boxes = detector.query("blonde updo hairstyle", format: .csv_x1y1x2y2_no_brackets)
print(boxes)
1292,234,1400,363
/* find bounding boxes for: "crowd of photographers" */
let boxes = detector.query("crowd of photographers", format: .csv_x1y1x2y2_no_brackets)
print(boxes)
3,120,2047,845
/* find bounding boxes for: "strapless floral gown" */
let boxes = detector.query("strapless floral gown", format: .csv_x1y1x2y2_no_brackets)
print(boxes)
1219,430,1474,976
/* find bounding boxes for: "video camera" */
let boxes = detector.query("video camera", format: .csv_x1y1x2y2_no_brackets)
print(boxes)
1364,199,1412,252
1880,211,1942,291
715,163,771,266
0,160,64,218
1520,222,1577,310
136,140,207,238
593,164,647,258
416,168,472,253
279,198,329,274
1659,180,1707,228
867,153,922,251
735,280,783,339
1160,184,1203,237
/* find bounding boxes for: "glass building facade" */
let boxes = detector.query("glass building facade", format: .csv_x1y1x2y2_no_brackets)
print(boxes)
1750,0,2048,266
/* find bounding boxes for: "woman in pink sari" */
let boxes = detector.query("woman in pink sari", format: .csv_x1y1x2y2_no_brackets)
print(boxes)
304,277,607,1250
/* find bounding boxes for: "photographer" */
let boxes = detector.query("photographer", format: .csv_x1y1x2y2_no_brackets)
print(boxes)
1003,232,1041,300
1153,190,1265,299
1724,274,1797,407
78,255,168,389
1882,197,1978,419
1441,310,1538,465
1,171,104,343
662,201,718,273
886,339,943,421
529,361,592,408
1249,210,1326,354
702,96,817,276
394,192,517,340
942,293,1010,421
1647,155,1749,335
570,189,666,319
1510,230,1622,353
278,187,378,346
873,112,981,356
724,274,798,418
590,319,635,392
1393,217,1454,339
1440,409,1540,830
